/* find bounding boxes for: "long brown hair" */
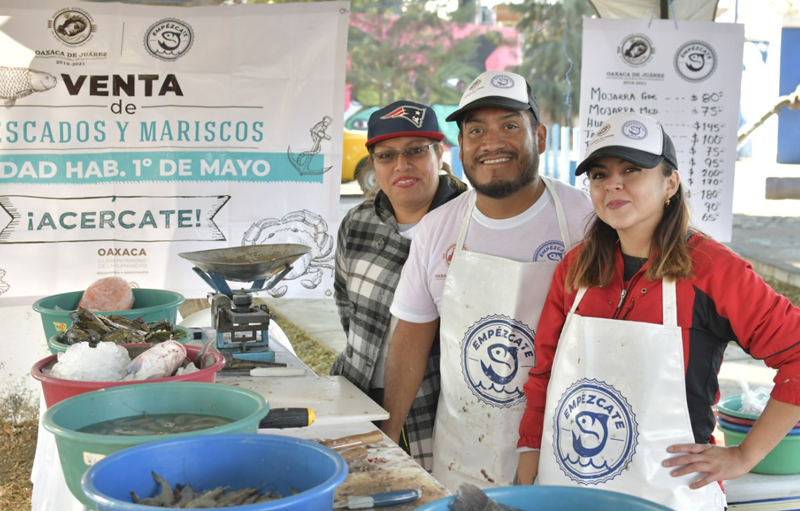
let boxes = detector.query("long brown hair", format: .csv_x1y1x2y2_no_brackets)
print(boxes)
566,161,694,291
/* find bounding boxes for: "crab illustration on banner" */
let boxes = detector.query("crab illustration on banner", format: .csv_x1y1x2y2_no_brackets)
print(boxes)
242,209,334,297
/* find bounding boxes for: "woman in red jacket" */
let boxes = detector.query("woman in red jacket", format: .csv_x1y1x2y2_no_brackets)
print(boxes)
516,112,800,510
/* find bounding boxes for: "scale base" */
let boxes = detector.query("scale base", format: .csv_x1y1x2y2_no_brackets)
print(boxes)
200,327,276,364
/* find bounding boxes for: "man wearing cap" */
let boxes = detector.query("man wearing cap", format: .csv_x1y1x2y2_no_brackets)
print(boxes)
331,100,466,470
381,71,593,490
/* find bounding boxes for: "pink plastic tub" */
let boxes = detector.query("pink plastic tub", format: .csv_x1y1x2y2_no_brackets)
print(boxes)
30,344,224,408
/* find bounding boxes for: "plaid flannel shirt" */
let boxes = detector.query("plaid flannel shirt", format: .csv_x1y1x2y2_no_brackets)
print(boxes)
330,176,463,471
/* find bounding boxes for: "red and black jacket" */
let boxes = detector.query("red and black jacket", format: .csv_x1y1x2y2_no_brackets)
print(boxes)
519,234,800,449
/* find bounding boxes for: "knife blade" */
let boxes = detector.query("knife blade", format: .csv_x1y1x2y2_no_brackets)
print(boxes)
334,489,422,509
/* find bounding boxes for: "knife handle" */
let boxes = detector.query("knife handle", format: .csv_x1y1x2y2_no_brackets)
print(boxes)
258,407,315,429
322,430,384,450
348,489,422,509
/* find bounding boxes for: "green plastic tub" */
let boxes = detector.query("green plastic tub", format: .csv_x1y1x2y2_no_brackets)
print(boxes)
718,423,800,474
46,325,191,355
41,381,268,507
33,288,185,343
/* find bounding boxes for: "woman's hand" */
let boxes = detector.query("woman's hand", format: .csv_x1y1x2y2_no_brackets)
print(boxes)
662,443,756,489
515,451,540,486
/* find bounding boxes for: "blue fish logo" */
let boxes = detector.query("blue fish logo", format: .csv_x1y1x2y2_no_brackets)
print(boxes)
481,343,519,385
572,411,609,457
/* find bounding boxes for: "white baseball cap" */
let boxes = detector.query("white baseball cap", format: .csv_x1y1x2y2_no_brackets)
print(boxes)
575,112,678,176
446,70,540,124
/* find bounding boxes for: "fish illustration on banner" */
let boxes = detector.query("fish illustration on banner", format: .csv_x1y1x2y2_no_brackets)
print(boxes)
0,67,57,108
287,116,333,175
241,209,334,297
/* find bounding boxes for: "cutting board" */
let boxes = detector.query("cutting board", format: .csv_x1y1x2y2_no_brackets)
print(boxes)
223,375,389,426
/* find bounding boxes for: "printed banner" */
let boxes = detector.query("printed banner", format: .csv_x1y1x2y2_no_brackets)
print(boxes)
0,0,349,302
580,19,744,242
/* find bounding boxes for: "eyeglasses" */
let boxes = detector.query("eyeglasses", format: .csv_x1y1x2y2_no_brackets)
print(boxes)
372,143,435,165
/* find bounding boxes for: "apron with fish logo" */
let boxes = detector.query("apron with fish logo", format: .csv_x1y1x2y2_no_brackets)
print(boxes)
434,178,570,491
538,280,725,510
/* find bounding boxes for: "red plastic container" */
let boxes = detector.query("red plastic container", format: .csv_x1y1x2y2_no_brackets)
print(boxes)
31,344,225,408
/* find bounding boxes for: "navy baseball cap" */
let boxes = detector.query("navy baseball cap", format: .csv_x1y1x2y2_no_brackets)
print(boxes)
446,70,540,124
575,112,678,176
366,100,445,148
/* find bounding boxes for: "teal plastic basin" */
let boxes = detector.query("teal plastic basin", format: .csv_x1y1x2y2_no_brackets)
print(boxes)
718,423,800,475
33,288,185,343
42,382,268,507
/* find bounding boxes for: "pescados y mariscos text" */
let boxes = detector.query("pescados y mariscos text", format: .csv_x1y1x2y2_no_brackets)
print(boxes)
0,119,265,144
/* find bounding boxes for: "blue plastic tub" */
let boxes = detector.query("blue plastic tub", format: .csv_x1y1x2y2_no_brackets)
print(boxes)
81,434,347,511
416,485,674,511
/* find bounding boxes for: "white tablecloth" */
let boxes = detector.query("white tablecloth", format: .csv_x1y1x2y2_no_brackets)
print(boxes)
29,322,387,510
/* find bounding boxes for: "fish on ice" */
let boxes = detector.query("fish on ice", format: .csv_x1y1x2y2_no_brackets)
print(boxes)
125,340,187,380
0,66,57,108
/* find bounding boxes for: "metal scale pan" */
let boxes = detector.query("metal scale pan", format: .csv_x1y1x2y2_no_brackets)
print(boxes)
178,244,312,364
178,244,311,286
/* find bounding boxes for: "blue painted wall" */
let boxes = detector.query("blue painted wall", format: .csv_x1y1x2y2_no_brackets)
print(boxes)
777,27,800,164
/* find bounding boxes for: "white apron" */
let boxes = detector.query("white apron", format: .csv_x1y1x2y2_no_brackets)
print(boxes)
538,280,725,511
434,177,570,492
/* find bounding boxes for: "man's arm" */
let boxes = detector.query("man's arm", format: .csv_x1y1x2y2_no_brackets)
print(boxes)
380,318,439,442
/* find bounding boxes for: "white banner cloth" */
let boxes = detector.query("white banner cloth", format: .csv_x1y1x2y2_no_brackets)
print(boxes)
0,0,349,301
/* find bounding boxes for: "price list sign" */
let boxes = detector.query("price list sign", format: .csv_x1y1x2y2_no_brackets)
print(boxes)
579,19,745,241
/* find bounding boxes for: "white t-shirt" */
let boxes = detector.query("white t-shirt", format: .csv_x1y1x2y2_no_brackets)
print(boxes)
390,180,594,323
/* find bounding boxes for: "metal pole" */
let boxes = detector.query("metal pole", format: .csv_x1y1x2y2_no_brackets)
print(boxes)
660,0,669,19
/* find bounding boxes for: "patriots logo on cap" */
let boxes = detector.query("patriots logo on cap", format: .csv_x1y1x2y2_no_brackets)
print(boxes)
380,105,426,128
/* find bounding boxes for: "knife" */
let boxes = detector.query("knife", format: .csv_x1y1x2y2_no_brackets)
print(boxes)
334,489,422,509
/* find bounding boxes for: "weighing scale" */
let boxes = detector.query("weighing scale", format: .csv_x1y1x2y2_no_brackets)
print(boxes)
178,244,311,364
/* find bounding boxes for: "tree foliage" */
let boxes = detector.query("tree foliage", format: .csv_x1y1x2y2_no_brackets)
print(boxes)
512,0,596,126
347,4,489,107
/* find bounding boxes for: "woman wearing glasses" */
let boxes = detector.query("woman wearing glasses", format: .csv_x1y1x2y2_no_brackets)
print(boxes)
330,100,466,470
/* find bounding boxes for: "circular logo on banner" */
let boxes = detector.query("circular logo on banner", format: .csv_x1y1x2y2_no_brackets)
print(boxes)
461,314,535,407
621,121,648,140
552,379,639,485
144,18,194,61
674,40,717,83
618,33,654,67
50,8,95,46
490,74,515,89
533,240,565,262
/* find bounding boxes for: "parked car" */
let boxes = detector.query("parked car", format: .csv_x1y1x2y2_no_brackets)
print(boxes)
342,128,374,193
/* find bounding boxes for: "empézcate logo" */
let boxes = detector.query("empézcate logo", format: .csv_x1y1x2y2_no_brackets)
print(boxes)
621,120,648,140
461,314,535,408
144,18,194,61
490,74,515,89
552,379,639,485
674,40,717,83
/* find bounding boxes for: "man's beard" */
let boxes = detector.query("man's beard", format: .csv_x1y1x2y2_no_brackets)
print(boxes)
463,149,539,199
